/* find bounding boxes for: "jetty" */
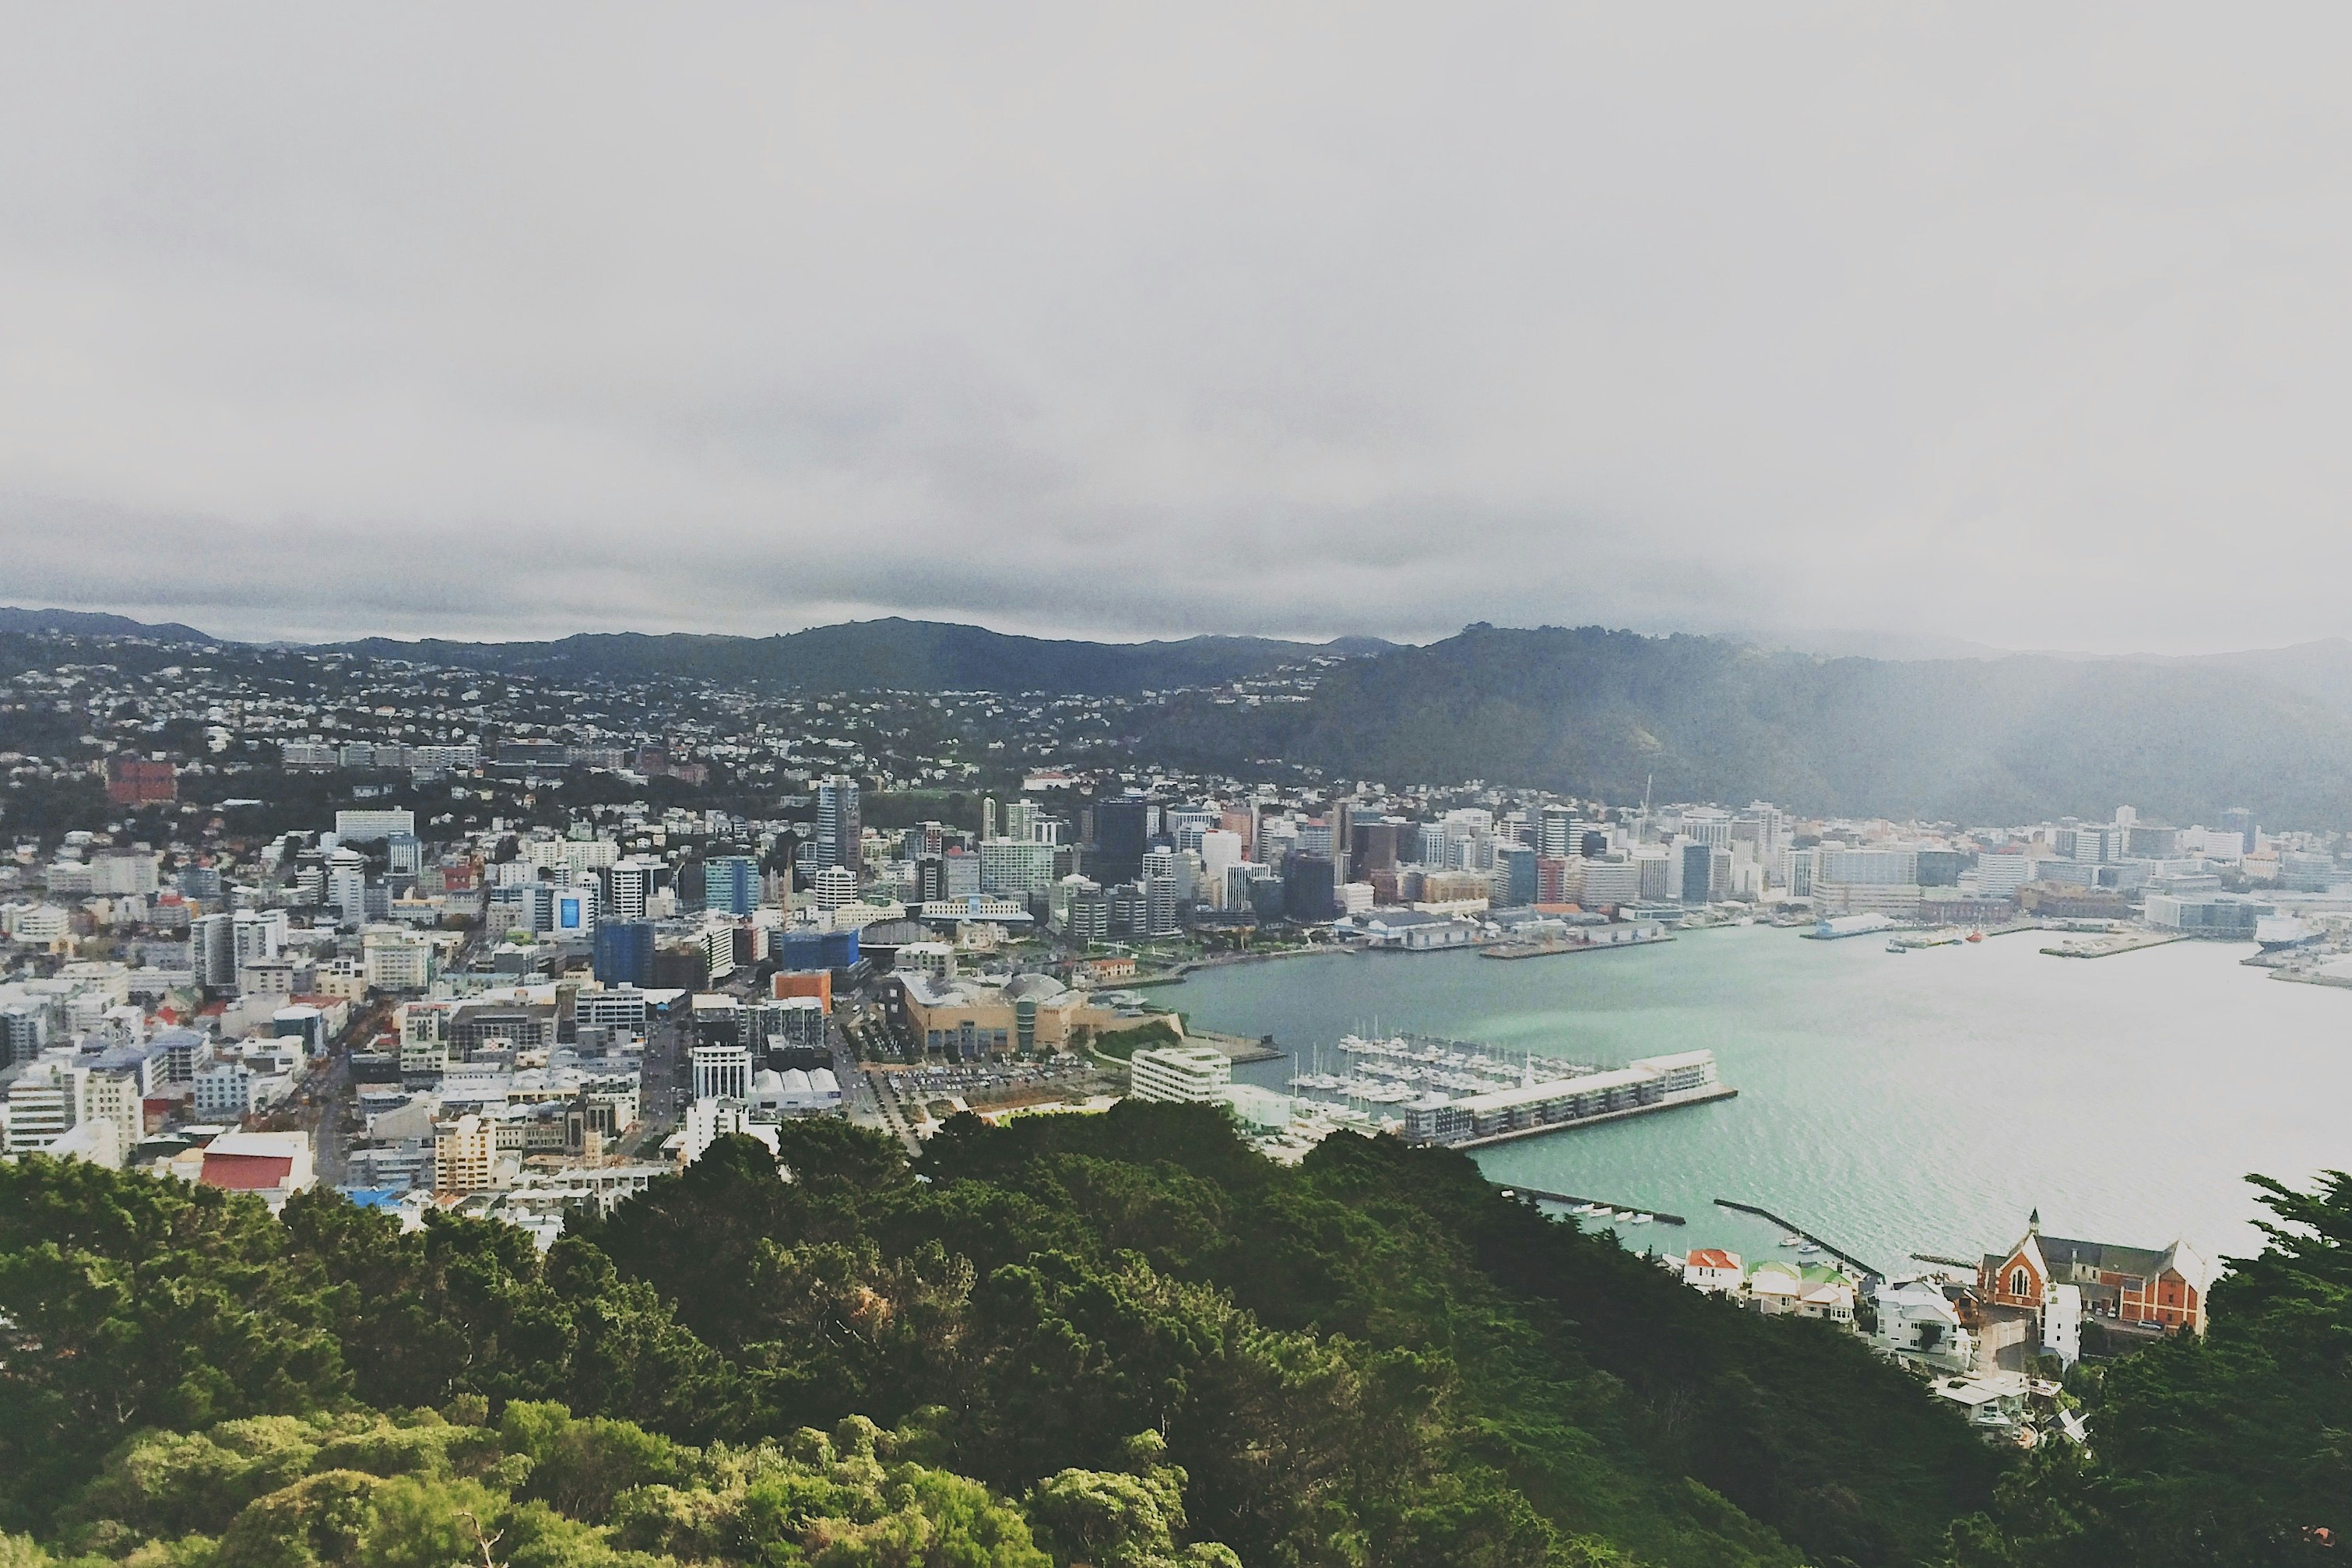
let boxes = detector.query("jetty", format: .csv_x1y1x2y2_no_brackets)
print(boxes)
1713,1197,1881,1282
1500,1185,1686,1225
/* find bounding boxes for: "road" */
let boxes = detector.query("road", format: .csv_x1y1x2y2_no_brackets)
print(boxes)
619,1007,687,1158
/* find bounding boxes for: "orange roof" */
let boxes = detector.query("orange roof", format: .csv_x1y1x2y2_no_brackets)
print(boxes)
1686,1249,1739,1270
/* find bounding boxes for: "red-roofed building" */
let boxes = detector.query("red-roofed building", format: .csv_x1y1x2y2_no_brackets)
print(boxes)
1683,1248,1745,1294
198,1131,315,1210
107,754,178,806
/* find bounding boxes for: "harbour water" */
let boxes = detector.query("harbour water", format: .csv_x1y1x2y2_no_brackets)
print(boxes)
1175,926,2351,1272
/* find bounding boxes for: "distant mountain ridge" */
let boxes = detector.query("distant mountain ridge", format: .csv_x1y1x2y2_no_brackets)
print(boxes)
327,617,1397,694
1141,624,2352,826
0,605,217,643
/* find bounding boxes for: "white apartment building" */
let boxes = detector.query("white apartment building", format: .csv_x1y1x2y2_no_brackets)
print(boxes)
1128,1045,1232,1103
335,808,417,842
193,1059,258,1120
363,928,435,991
691,1042,753,1102
5,1066,78,1153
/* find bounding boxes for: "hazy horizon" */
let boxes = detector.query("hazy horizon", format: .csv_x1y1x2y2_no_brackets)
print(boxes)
9,9,2352,652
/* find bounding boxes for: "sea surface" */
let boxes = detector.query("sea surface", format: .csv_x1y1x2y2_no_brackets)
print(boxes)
1171,926,2350,1274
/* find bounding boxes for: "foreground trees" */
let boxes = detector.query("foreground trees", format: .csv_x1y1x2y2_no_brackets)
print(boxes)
5,1105,2014,1566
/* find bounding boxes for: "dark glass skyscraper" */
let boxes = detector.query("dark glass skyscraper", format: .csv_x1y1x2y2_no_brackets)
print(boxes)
1282,850,1337,922
1094,797,1150,884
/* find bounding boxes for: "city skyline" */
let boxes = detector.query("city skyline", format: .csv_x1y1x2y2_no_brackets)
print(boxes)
9,10,2352,652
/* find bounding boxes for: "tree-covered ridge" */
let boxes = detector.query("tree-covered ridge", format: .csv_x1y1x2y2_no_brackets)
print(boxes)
2,1106,2004,1566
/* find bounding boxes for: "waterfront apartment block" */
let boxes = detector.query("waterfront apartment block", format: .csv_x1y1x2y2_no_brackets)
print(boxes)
1401,1049,1730,1148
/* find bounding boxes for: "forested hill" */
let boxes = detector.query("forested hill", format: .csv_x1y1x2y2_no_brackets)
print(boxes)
1141,624,2352,827
329,620,1395,695
0,1106,1999,1568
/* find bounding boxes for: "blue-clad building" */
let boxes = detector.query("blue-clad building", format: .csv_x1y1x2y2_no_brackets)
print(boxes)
594,920,656,986
777,927,860,972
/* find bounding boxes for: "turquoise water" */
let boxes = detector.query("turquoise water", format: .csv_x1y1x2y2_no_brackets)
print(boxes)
1174,927,2351,1273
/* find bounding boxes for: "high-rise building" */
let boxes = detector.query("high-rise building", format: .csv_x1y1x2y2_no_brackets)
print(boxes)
192,912,237,988
2220,807,2256,853
704,855,760,916
608,857,661,923
594,921,656,986
1538,804,1576,857
1679,841,1715,905
1496,845,1538,908
1282,851,1337,923
815,777,863,870
1350,820,1403,875
1094,797,1150,884
325,849,369,923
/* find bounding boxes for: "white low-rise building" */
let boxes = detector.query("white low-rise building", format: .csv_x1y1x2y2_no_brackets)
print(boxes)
1874,1278,1977,1372
1129,1045,1232,1103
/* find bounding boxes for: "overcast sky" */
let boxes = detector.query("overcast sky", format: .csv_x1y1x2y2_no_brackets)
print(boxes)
4,8,2350,651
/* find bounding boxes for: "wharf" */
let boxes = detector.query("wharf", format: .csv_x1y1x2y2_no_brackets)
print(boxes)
2040,930,2186,959
1482,933,1674,961
1185,1028,1285,1064
1499,1185,1686,1225
1714,1197,1880,1282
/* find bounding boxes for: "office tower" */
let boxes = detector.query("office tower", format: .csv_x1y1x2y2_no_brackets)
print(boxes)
1539,804,1576,857
326,849,368,923
385,832,424,876
705,855,760,917
1281,851,1337,922
1679,841,1714,905
1349,819,1403,875
1331,797,1355,890
192,913,237,988
1199,830,1244,902
983,796,1000,842
608,857,660,923
815,776,863,870
1095,797,1150,884
2221,807,2255,853
1496,845,1538,908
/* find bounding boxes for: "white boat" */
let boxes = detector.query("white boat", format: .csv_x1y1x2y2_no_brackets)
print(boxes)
1623,1212,1653,1225
1778,1233,1804,1247
2259,916,2320,952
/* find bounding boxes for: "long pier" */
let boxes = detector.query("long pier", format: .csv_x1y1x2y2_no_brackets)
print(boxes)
1499,1185,1687,1225
1713,1197,1880,1281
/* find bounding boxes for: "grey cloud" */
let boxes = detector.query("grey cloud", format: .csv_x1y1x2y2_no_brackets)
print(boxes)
5,7,2352,652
